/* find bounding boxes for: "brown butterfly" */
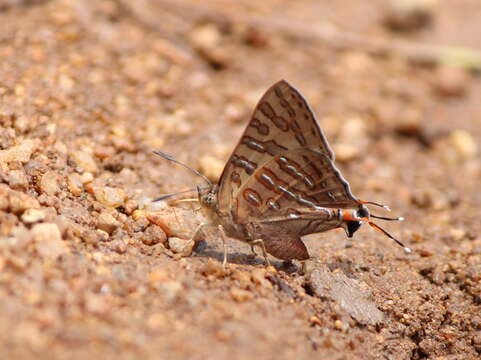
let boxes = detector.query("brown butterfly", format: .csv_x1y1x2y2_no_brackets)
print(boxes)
155,80,410,265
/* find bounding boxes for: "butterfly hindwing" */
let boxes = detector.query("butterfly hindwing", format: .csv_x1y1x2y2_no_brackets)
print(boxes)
262,237,309,261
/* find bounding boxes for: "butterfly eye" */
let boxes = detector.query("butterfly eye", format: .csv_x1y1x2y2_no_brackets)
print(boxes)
356,206,370,219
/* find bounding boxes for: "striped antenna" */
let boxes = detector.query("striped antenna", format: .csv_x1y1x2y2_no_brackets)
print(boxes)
153,150,212,186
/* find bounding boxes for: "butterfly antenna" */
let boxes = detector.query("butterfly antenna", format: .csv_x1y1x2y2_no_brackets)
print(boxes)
153,150,212,186
371,214,405,221
367,221,412,254
360,201,391,211
152,188,201,202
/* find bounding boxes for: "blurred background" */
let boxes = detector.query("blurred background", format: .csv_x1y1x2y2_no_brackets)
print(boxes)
0,1,480,359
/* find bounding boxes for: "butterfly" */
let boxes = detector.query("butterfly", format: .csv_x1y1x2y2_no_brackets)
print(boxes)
155,80,410,266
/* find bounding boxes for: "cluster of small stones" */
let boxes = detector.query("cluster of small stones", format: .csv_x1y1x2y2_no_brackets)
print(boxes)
0,128,205,264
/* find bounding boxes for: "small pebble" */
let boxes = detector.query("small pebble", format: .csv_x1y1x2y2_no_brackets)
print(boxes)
333,143,358,162
157,281,182,302
189,24,221,49
0,139,38,163
384,0,437,31
133,216,149,232
449,130,477,159
473,333,481,352
117,168,139,184
93,186,126,208
96,229,110,242
189,24,228,67
39,170,61,195
94,145,114,159
21,208,46,224
310,316,322,326
67,173,83,196
408,231,424,243
251,268,272,289
80,172,94,184
70,150,98,173
433,65,469,97
232,269,252,288
230,287,253,302
159,110,193,136
149,268,169,283
7,169,29,190
81,229,99,245
144,198,168,212
110,239,127,254
200,259,227,277
84,293,110,315
146,313,168,332
146,208,201,239
96,212,120,234
0,186,8,210
142,225,167,246
334,117,367,162
0,127,15,148
31,223,67,260
341,117,366,140
394,108,423,136
410,189,449,210
168,237,195,256
242,26,269,48
224,102,246,123
7,189,41,214
417,248,433,257
449,228,466,241
132,209,146,221
123,199,138,215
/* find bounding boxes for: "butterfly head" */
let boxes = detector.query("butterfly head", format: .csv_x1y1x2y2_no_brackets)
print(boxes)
341,203,411,253
198,185,218,210
342,205,369,238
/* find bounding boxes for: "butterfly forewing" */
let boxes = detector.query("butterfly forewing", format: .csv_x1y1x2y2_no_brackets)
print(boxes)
217,80,359,222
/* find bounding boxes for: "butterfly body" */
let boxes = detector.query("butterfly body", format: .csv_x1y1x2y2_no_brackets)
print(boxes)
199,183,370,260
157,80,408,264
194,80,384,261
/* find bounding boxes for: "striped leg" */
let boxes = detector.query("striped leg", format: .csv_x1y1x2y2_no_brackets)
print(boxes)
217,225,228,267
251,239,271,267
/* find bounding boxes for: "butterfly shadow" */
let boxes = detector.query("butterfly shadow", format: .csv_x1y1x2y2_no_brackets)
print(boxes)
193,239,298,272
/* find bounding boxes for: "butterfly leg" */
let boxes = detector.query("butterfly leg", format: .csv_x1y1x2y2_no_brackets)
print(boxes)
217,225,228,267
245,244,257,262
191,222,213,242
251,239,271,267
191,222,220,255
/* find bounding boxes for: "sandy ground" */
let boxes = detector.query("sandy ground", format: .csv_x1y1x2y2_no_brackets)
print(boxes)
0,1,480,359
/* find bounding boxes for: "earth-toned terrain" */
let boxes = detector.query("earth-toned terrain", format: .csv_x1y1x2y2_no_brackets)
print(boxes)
0,1,480,359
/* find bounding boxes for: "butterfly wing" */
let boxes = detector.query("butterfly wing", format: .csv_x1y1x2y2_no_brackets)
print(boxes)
234,148,360,221
237,149,359,260
262,237,309,260
217,80,339,216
